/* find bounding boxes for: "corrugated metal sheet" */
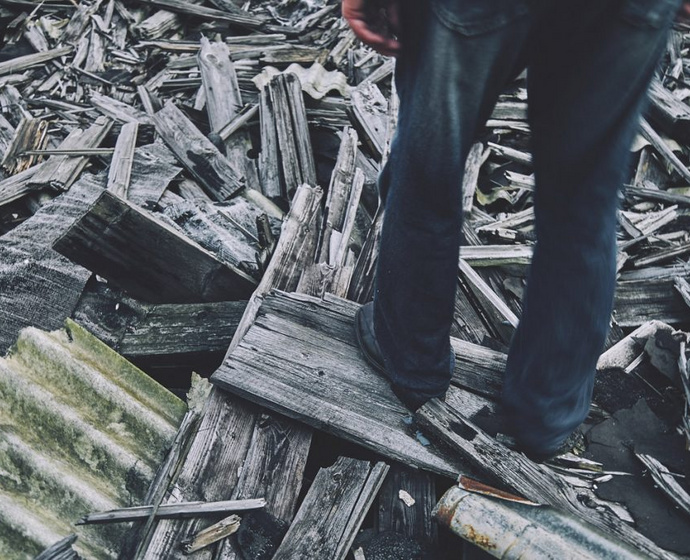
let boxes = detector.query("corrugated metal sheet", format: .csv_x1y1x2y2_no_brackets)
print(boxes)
0,319,186,559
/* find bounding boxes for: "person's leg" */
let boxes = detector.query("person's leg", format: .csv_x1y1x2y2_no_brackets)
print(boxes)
503,0,681,456
372,0,533,409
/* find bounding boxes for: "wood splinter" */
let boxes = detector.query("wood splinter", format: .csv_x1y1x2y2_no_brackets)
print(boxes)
181,514,242,554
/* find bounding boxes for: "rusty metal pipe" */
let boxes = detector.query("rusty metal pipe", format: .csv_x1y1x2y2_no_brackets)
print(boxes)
434,485,647,559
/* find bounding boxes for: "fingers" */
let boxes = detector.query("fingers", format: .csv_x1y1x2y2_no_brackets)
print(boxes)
342,0,402,57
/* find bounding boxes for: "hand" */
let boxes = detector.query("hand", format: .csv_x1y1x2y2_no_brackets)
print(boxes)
679,0,690,22
342,0,402,57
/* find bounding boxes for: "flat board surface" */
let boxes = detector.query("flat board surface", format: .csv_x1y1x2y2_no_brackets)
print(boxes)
212,291,505,478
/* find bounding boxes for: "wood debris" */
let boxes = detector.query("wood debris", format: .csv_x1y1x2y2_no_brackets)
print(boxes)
1,0,687,559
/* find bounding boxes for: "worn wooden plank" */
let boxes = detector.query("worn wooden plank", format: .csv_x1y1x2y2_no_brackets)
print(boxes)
127,142,182,207
198,37,259,192
107,122,138,199
416,399,676,560
258,85,282,198
614,277,690,327
1,117,47,174
79,499,265,524
0,45,72,76
0,177,103,353
317,126,358,264
28,117,112,191
53,190,257,304
0,165,41,207
272,458,389,560
350,81,387,160
152,102,244,201
377,464,438,546
211,291,469,478
137,185,322,559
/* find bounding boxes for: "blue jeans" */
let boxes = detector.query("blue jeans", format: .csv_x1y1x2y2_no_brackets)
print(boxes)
373,0,680,455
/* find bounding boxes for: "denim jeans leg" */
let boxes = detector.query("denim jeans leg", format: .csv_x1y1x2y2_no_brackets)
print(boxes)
502,0,680,455
373,2,532,404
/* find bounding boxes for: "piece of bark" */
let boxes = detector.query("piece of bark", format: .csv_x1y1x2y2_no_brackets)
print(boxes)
107,122,138,199
272,458,389,560
416,399,677,560
152,101,244,201
53,190,257,303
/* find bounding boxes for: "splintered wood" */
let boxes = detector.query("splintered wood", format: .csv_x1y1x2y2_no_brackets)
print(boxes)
2,0,690,559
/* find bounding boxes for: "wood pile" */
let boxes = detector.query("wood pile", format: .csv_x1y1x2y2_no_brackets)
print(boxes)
0,0,689,558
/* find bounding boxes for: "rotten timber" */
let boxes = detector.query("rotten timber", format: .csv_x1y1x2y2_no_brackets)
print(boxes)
272,458,389,560
53,190,257,303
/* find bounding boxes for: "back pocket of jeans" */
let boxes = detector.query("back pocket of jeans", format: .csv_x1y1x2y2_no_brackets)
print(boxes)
620,0,679,28
431,0,530,37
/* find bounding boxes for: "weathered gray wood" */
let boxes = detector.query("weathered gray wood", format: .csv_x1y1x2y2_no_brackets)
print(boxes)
90,91,152,125
138,185,321,559
0,165,41,207
34,534,79,560
258,85,282,198
317,126,359,264
127,141,182,207
416,399,676,560
0,45,72,76
633,242,690,268
626,185,690,207
211,291,469,478
53,190,257,303
137,0,268,29
458,258,518,344
639,118,690,184
159,196,260,274
646,79,690,143
272,458,389,560
348,208,382,304
266,73,317,196
377,464,438,546
152,102,244,201
350,81,387,159
284,72,317,187
458,244,533,267
462,142,490,214
1,117,47,174
676,277,690,310
107,121,138,199
615,278,690,327
0,177,103,353
135,10,181,40
198,37,259,192
79,499,265,524
72,284,247,359
28,117,112,191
